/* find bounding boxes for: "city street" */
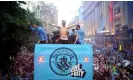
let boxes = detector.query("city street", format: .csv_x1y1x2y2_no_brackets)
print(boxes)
0,1,133,80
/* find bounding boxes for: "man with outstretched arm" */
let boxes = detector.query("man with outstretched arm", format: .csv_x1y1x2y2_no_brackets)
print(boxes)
28,22,48,44
47,20,81,44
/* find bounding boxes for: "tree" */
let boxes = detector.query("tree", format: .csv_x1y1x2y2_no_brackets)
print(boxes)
26,9,41,52
0,1,42,73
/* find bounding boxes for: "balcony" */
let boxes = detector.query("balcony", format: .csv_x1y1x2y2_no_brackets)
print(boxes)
114,17,121,25
114,13,121,19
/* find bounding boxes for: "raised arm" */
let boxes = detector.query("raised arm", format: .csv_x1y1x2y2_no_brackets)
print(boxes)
74,33,78,44
47,23,60,29
27,22,36,31
30,26,36,31
68,22,81,29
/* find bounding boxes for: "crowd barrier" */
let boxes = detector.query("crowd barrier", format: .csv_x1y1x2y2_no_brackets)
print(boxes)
20,78,29,80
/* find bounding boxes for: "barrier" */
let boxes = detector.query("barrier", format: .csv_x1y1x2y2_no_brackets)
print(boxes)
20,78,28,80
34,44,93,80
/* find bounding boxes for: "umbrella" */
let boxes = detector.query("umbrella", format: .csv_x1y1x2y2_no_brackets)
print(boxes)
129,61,133,66
95,50,101,53
122,60,130,67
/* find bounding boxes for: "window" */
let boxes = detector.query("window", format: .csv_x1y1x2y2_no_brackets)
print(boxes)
114,1,118,4
114,7,120,15
114,19,116,23
114,18,121,25
117,18,120,22
115,24,120,34
37,6,40,9
117,7,120,14
100,11,102,21
115,24,121,30
114,8,116,14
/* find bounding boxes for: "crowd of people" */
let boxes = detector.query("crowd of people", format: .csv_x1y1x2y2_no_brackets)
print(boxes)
0,42,132,80
0,20,132,80
93,43,133,80
0,46,34,80
12,52,33,80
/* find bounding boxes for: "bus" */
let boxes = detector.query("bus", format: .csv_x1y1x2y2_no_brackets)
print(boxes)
34,44,93,80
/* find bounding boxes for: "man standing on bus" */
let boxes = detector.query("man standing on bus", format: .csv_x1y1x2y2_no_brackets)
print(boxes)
29,22,48,44
47,20,81,44
70,29,77,44
74,24,84,44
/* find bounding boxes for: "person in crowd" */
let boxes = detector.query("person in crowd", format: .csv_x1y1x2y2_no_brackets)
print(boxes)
8,35,133,80
69,29,76,44
12,71,21,80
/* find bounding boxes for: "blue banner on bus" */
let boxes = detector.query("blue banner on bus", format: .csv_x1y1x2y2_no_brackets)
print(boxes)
34,44,93,80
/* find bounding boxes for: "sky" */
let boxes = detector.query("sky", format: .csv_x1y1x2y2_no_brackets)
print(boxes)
44,0,81,25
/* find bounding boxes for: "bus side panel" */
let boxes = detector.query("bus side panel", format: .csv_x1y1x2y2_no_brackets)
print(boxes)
34,44,93,80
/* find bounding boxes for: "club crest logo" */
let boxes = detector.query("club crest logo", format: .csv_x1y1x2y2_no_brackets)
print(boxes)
49,47,78,76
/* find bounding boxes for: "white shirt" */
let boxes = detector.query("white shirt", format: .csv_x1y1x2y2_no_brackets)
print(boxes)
94,65,99,71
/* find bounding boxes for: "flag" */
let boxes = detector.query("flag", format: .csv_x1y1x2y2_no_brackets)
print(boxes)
112,66,118,75
113,66,116,72
109,1,113,22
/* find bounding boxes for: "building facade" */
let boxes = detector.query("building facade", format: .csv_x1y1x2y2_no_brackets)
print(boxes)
114,1,133,50
21,1,58,40
78,2,84,31
68,3,84,34
82,1,110,39
113,1,133,30
22,1,58,34
20,1,37,13
82,1,133,37
43,3,58,34
68,16,79,32
82,1,133,49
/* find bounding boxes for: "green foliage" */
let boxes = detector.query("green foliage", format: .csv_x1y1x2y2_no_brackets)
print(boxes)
0,1,43,72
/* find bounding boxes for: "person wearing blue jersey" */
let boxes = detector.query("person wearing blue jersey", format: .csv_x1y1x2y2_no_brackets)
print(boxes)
74,25,84,44
70,29,77,44
29,22,48,44
47,20,81,44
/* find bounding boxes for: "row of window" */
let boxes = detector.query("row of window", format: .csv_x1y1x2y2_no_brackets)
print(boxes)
114,18,120,23
114,7,120,15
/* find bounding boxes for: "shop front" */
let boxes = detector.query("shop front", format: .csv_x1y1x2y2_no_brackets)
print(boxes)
119,29,133,50
96,33,115,44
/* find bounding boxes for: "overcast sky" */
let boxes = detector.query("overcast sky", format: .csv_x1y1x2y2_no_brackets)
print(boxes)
44,0,81,25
